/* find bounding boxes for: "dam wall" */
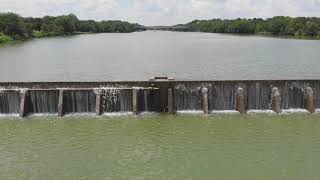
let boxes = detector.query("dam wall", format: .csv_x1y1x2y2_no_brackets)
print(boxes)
0,80,319,117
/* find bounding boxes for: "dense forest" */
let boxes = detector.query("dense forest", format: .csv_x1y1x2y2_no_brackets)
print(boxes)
0,12,145,43
177,17,320,39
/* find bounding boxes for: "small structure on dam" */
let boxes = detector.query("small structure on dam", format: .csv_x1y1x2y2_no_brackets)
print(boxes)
0,79,319,117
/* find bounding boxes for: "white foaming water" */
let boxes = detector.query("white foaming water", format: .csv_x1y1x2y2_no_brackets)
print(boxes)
247,110,276,114
211,110,240,114
139,111,159,116
102,112,134,117
64,113,96,117
281,109,310,114
102,111,159,117
95,87,131,90
0,113,19,118
176,109,314,115
27,113,58,117
176,110,204,114
132,87,146,90
0,109,316,118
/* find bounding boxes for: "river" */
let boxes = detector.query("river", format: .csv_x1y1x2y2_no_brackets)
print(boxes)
0,31,319,82
0,114,320,179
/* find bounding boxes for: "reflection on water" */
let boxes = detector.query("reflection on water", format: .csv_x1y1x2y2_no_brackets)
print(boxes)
0,31,320,81
0,114,320,179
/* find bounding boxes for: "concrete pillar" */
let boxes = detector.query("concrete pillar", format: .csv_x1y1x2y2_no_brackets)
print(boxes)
132,89,138,115
305,87,315,113
236,88,246,114
168,88,174,114
202,88,209,114
94,89,102,116
58,90,64,117
19,89,28,117
271,87,282,114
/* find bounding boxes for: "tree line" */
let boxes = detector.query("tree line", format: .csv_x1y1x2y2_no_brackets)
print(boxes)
0,12,145,43
177,16,320,38
2,13,320,43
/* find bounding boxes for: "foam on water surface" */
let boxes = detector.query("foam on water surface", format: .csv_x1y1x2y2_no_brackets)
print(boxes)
0,113,19,117
102,112,134,117
63,113,96,117
247,110,276,114
27,113,58,117
281,108,310,114
176,110,204,115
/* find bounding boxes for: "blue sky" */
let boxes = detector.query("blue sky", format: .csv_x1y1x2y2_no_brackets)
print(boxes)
1,0,320,25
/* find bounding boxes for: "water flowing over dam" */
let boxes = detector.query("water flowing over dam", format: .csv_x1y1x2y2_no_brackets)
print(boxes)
0,80,319,117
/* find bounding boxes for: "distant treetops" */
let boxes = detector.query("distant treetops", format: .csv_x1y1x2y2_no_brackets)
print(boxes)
0,12,145,42
179,17,320,38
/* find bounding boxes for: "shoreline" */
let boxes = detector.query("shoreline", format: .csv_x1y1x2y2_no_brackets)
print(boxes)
170,30,320,40
0,31,142,45
1,30,319,46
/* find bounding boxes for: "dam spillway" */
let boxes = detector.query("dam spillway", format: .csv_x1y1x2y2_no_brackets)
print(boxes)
0,80,319,117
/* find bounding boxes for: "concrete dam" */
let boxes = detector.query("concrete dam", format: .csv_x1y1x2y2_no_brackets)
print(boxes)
0,80,319,117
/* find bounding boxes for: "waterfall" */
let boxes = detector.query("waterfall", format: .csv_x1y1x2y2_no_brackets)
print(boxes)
137,89,148,112
0,90,20,114
101,88,154,113
102,89,132,112
208,82,237,110
145,88,160,112
174,81,319,112
278,81,304,109
28,90,59,114
174,83,202,111
246,82,271,110
63,90,96,113
144,90,148,111
312,81,320,109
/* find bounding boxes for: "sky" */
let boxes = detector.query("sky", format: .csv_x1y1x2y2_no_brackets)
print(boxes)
0,0,320,26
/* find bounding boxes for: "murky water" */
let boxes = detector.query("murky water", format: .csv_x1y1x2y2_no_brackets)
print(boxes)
0,31,320,81
1,114,320,180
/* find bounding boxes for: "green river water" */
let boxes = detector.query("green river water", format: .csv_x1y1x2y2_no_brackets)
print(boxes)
1,114,320,180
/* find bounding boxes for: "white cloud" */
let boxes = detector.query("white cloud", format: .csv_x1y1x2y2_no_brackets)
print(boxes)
0,0,119,20
0,0,320,25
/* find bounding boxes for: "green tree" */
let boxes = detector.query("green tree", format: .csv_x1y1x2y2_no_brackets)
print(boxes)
304,21,319,36
55,14,78,34
0,12,29,39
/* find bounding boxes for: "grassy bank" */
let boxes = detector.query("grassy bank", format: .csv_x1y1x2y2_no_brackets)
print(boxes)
0,33,13,43
0,30,131,45
0,31,68,45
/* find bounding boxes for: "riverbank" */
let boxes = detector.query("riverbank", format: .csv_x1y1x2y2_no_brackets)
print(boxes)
0,12,145,45
1,30,319,47
1,114,320,180
0,32,71,45
169,16,320,40
0,31,142,45
0,33,13,43
222,32,320,40
167,30,320,40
